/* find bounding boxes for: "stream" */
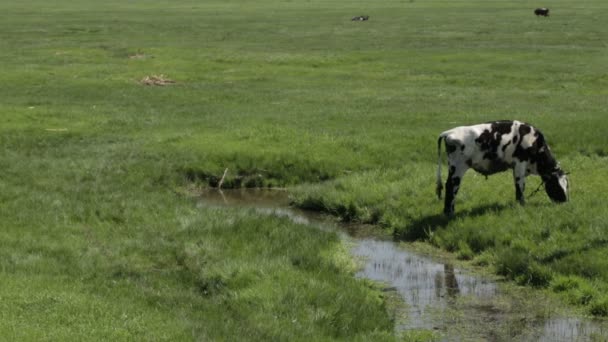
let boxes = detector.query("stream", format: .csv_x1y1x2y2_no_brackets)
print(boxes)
197,189,607,341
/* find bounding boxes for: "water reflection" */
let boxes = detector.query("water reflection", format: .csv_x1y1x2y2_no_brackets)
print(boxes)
197,189,608,341
351,238,496,331
444,264,460,298
540,318,607,342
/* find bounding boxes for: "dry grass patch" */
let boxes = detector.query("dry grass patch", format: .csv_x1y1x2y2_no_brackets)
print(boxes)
140,74,175,86
129,53,153,60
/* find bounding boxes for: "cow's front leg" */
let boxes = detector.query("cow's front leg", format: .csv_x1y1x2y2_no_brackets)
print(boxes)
444,163,468,217
513,162,527,205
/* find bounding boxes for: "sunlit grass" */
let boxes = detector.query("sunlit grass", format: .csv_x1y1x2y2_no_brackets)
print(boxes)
1,0,607,338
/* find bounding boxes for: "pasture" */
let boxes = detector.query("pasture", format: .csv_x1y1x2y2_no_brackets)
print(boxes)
1,0,607,339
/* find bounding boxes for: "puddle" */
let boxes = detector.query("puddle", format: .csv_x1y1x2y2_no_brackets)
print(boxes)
197,189,608,341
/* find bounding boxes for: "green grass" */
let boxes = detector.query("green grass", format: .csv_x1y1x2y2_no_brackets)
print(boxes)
1,0,607,339
0,136,395,340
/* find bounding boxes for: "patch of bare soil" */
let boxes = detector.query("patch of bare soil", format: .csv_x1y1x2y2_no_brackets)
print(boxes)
140,74,175,86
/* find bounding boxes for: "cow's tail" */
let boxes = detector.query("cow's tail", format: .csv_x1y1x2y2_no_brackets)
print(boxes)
436,135,445,199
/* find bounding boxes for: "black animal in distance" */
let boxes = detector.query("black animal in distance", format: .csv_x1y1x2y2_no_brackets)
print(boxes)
351,15,369,21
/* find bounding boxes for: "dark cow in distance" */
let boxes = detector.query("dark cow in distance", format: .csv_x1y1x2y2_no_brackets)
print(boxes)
534,8,550,16
436,120,568,216
351,15,370,21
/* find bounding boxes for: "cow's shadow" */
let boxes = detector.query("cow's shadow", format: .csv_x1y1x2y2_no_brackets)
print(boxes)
394,203,509,241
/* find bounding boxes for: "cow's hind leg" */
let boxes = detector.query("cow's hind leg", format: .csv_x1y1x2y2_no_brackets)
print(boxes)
444,163,468,217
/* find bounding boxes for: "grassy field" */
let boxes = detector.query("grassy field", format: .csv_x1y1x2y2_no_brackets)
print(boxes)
1,0,607,339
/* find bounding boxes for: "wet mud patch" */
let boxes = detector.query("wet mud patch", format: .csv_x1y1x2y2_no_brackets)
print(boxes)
195,189,608,340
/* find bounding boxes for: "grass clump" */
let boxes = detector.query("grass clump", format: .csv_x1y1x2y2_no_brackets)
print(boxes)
168,210,395,340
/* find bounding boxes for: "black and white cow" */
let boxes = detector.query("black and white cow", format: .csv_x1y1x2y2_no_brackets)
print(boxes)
351,15,370,21
534,8,550,16
436,120,568,216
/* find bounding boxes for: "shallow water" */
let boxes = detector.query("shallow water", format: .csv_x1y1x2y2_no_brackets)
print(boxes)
352,239,496,331
197,188,608,341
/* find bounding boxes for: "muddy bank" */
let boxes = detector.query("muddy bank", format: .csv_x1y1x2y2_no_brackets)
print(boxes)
196,189,608,341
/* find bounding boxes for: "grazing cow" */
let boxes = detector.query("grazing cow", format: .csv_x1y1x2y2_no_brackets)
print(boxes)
351,15,370,21
436,120,568,216
534,8,550,16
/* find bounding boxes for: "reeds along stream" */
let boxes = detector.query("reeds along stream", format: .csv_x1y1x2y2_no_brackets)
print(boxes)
197,189,607,341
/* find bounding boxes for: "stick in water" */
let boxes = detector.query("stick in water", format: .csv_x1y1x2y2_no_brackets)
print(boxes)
218,168,228,189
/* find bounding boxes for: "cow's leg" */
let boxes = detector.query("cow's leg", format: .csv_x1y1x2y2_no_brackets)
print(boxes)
513,162,527,205
444,162,468,217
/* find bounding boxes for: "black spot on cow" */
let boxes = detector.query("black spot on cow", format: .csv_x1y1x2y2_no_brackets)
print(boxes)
460,145,465,151
490,121,514,136
466,159,473,167
513,124,534,162
521,131,558,175
446,143,457,154
519,124,532,137
502,140,512,152
475,129,493,151
477,121,514,158
512,135,518,144
514,145,529,162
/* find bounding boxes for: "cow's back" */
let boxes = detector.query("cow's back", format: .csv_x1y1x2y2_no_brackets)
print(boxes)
441,120,532,174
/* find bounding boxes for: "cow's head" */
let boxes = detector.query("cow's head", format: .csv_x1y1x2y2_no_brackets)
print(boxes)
543,168,569,202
